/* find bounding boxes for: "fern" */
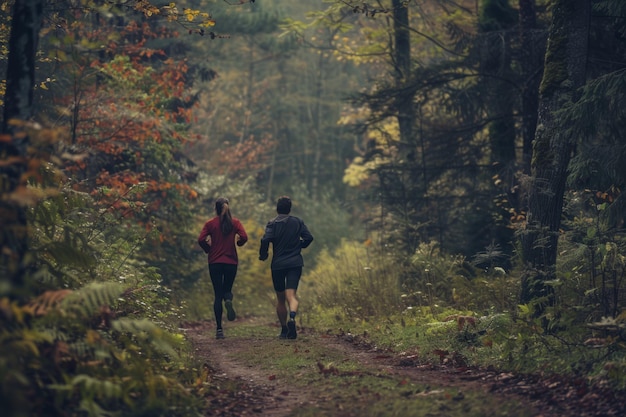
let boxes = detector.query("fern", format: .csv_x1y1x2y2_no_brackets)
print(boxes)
49,374,123,400
112,318,181,358
24,289,73,317
59,282,124,319
78,399,116,417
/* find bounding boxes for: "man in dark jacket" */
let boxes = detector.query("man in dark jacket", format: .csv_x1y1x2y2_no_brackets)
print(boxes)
259,196,313,339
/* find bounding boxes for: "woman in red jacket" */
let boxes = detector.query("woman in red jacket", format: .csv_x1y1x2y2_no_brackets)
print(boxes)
198,197,248,339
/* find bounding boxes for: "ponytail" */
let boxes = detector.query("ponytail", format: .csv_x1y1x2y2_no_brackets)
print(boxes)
215,197,233,235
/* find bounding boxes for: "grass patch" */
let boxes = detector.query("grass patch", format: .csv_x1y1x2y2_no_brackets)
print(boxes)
222,321,536,417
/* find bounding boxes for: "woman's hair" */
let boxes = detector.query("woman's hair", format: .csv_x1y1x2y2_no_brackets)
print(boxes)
276,196,292,215
215,197,233,235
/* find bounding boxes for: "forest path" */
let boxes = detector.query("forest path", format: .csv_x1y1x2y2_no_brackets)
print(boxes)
183,318,624,417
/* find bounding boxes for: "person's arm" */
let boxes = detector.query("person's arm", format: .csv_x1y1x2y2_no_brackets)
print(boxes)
259,221,273,261
197,222,211,253
300,220,313,249
235,219,248,247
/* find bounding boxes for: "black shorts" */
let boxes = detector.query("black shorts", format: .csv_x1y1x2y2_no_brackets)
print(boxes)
272,267,302,292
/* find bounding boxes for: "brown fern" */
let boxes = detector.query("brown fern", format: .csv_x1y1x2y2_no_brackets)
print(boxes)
24,289,73,317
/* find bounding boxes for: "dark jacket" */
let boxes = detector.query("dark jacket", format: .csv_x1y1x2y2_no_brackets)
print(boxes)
259,214,313,270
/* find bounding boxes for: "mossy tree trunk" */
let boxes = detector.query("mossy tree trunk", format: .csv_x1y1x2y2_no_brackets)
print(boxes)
520,0,591,311
0,0,44,299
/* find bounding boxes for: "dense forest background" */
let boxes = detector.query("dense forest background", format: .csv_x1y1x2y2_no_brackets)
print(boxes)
1,0,625,415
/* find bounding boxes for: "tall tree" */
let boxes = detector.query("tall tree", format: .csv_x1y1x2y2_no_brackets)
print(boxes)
0,0,44,298
518,0,543,175
393,0,413,154
520,0,591,310
479,0,517,175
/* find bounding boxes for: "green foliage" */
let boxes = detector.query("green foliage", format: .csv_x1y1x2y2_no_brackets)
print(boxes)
594,0,626,37
1,281,198,417
306,238,517,319
404,241,471,308
304,239,404,318
305,230,626,389
60,282,124,319
3,0,626,413
1,43,205,413
557,191,626,323
478,0,518,32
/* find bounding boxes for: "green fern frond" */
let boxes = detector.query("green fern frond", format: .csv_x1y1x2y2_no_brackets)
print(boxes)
50,376,121,417
111,318,180,358
59,282,124,319
44,241,96,269
78,399,115,417
594,0,626,37
145,372,187,399
69,340,93,358
561,69,626,138
73,374,123,400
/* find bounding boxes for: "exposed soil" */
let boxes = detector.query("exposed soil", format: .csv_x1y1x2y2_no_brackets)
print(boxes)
183,319,626,417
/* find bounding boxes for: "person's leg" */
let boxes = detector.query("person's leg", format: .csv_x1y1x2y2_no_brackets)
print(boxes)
208,264,224,337
222,264,237,321
284,267,302,314
272,269,288,338
285,289,299,315
285,267,302,339
276,291,288,331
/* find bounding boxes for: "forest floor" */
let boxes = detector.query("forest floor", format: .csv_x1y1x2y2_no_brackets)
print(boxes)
183,318,626,417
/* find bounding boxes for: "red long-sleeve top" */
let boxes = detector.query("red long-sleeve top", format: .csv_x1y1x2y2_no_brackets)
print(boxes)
197,217,248,265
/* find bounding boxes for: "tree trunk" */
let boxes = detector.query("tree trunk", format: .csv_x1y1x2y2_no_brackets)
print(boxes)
0,0,44,298
518,0,543,176
520,0,591,311
310,44,325,200
391,0,418,253
392,0,412,147
479,0,517,173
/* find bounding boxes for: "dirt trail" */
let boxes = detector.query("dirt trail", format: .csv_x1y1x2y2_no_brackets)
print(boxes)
185,321,315,416
183,319,626,417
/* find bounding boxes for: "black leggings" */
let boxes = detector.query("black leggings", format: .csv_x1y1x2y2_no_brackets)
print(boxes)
208,263,237,328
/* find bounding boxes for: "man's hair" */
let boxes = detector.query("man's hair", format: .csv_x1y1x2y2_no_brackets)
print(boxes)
276,196,292,214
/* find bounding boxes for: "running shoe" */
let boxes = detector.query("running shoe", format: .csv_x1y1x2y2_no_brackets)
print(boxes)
287,319,297,339
279,326,289,339
225,299,236,321
216,329,225,339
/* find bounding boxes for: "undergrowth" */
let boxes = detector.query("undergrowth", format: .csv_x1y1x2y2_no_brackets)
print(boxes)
301,239,626,390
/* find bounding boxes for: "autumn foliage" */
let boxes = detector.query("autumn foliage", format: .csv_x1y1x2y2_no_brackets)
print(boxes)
52,20,200,238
